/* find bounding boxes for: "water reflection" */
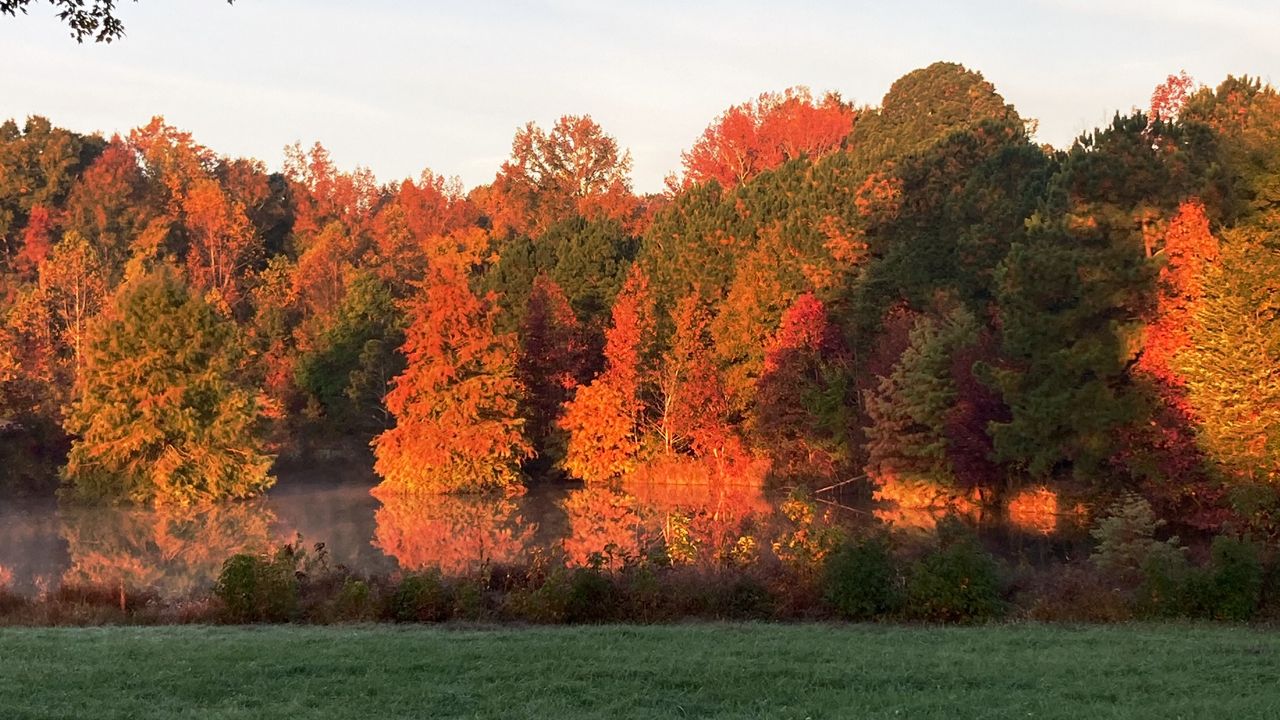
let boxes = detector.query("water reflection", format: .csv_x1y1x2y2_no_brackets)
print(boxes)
60,501,275,597
561,485,645,568
373,491,536,574
0,472,1093,598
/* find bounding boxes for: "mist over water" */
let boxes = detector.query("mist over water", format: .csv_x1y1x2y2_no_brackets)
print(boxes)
0,467,1089,598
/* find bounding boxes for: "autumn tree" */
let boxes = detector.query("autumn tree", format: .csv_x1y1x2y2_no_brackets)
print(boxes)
372,230,531,494
182,176,260,310
482,115,635,236
559,267,655,482
654,294,736,460
62,137,152,280
1174,227,1280,484
1150,71,1196,125
31,231,108,373
1139,199,1219,385
751,293,854,482
675,87,856,190
0,116,103,267
517,274,586,470
370,171,474,294
62,266,273,505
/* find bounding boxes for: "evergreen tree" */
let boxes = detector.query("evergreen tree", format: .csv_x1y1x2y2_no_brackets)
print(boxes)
865,306,979,488
62,266,273,505
294,270,405,432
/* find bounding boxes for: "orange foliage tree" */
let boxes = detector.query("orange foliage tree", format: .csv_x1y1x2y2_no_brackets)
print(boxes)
481,115,636,236
370,172,475,293
372,229,531,494
182,177,259,311
558,267,654,482
654,293,740,464
1140,199,1219,385
674,87,855,190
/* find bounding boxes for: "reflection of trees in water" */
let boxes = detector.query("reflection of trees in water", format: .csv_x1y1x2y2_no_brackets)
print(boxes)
561,486,645,567
372,492,536,574
1006,486,1060,536
564,481,773,566
60,501,276,597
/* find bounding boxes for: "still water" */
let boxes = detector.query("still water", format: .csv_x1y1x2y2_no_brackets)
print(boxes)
0,467,1089,598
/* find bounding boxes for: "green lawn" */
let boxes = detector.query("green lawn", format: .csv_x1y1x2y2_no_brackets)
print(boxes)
2,623,1279,719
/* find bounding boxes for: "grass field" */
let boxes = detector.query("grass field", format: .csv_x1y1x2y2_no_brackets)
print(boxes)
2,623,1279,719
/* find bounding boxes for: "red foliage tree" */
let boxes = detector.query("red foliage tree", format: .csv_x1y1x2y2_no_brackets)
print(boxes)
674,87,855,191
518,274,587,461
1150,71,1196,124
15,204,55,278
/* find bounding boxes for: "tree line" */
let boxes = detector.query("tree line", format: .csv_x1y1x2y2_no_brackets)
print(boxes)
0,62,1276,535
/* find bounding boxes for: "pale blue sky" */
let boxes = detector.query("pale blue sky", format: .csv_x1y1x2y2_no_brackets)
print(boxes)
2,1,1277,193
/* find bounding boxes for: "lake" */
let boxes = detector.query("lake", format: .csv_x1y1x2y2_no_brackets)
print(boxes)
0,467,1090,597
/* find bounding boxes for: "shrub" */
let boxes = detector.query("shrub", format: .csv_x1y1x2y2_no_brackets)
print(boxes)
1192,535,1263,621
386,572,451,622
823,536,900,620
214,550,299,623
1135,545,1193,618
329,578,374,621
904,519,1003,622
563,568,617,623
505,566,571,623
720,574,774,619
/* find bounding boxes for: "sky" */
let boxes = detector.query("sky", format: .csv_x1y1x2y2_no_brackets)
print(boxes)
2,1,1278,193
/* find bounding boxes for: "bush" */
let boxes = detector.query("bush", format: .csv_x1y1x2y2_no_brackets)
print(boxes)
1135,545,1192,618
720,574,774,619
386,572,451,622
505,567,571,623
1134,535,1263,621
823,536,900,620
904,519,1003,623
564,568,616,623
329,578,375,621
214,550,299,623
1191,535,1263,621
